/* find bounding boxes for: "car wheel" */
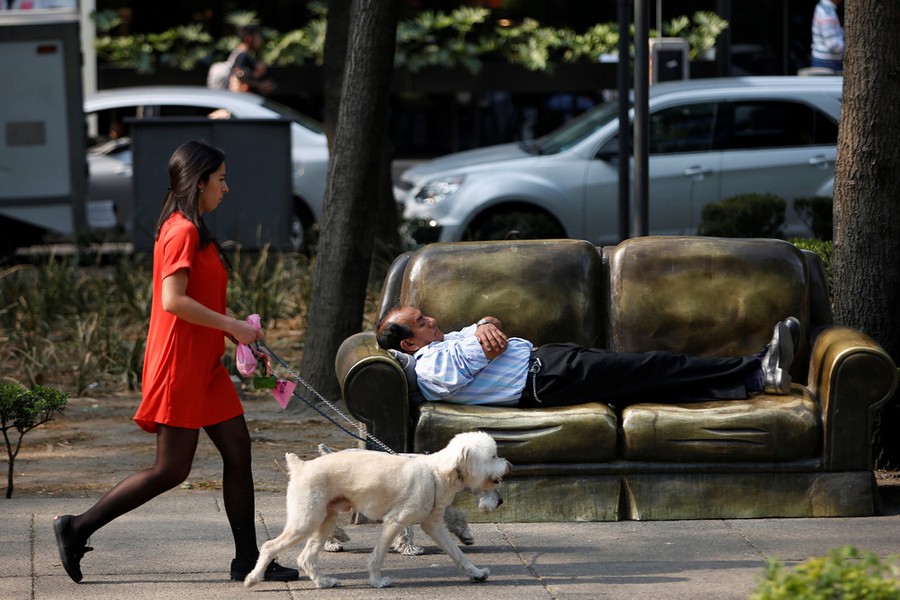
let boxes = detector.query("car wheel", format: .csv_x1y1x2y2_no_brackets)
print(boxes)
464,208,566,241
291,198,317,255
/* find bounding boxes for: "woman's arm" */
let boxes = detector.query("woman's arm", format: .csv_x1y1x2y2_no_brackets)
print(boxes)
161,269,261,345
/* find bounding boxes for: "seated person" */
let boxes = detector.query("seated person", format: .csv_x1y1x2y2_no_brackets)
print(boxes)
375,306,799,409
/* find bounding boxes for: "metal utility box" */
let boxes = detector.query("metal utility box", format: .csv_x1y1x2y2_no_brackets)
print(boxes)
0,11,86,244
130,118,293,253
649,38,690,84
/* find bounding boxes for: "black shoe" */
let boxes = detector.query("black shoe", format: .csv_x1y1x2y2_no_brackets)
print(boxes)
784,316,801,350
230,558,300,582
762,320,795,394
53,515,92,583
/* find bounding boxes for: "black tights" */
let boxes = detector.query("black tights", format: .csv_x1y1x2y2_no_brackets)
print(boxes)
69,416,259,563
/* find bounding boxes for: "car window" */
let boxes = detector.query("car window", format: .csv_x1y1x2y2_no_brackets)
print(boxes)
534,100,620,155
723,100,838,150
648,102,717,155
86,106,140,147
157,104,222,118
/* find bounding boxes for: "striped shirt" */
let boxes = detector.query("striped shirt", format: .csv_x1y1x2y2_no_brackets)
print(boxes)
811,0,843,61
413,324,533,406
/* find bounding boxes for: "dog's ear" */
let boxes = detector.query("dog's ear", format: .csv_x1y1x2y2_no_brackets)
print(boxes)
285,452,304,470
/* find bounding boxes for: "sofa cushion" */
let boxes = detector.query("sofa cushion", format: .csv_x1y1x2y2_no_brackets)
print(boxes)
620,390,821,462
396,239,605,347
606,237,810,359
414,401,618,464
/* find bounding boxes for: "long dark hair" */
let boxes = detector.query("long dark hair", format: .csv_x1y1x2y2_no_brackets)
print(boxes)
155,139,231,268
155,139,223,247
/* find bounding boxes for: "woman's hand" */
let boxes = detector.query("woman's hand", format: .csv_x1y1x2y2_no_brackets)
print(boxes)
229,318,263,345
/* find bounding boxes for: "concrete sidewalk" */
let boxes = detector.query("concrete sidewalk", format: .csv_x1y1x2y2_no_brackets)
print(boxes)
3,491,899,600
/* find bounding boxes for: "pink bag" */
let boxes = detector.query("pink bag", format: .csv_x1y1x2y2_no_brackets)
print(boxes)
234,314,294,408
235,314,262,377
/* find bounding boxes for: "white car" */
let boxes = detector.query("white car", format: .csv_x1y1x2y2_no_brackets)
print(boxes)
85,86,328,251
396,76,842,245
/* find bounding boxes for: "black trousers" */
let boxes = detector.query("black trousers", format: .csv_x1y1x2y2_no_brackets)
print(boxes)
519,343,762,409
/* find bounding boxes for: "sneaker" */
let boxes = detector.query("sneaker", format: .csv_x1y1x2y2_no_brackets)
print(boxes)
229,558,300,582
784,316,801,350
762,320,795,394
53,515,92,583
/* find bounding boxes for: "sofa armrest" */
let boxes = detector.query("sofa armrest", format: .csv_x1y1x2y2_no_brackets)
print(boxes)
807,326,898,471
334,332,411,453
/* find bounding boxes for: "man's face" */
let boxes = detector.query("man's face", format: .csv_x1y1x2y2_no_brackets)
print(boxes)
393,306,444,352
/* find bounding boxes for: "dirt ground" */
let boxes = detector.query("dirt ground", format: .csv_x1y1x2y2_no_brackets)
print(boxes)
5,386,357,499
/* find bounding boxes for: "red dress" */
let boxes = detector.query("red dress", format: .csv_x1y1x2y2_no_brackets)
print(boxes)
134,213,243,433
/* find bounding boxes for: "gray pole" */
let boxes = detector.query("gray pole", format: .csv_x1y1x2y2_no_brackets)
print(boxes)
633,0,650,236
633,0,650,237
617,0,631,241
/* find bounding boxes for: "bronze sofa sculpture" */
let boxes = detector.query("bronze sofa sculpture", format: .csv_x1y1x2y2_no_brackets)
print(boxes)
335,237,898,521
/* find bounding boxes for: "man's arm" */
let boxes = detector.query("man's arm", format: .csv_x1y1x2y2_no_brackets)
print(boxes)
475,316,508,360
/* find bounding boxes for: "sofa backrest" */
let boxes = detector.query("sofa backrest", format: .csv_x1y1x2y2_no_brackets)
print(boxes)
605,237,813,361
379,239,605,347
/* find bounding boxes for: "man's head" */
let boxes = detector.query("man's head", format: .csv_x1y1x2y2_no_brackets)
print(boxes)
238,24,262,48
376,306,444,354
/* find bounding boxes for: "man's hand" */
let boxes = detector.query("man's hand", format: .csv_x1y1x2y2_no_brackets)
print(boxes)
475,318,508,360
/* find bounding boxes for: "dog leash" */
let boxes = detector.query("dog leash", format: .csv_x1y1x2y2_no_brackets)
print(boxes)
252,340,397,455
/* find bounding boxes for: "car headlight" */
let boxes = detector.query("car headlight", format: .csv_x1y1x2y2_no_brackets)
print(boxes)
414,176,465,205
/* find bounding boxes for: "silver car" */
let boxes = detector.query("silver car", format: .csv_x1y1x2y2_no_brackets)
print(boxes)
396,76,842,245
84,86,328,250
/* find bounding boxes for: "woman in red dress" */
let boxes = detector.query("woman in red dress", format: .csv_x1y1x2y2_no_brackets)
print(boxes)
53,140,298,584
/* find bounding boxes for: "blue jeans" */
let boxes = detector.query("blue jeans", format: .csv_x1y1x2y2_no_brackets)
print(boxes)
811,56,842,74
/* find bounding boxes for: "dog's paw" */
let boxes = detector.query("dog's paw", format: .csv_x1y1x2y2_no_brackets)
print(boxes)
243,574,261,588
324,539,344,552
313,576,340,589
370,576,393,588
468,566,490,583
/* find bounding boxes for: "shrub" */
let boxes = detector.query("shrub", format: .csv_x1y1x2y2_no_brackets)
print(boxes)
697,193,786,238
750,545,900,600
1,382,68,498
794,196,833,241
791,238,834,292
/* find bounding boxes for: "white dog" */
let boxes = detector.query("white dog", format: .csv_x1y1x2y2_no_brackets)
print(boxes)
316,443,503,554
244,431,511,589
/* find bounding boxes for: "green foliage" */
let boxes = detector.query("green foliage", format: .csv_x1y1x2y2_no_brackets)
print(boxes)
794,196,833,241
662,10,730,59
395,7,494,74
697,193,786,238
750,546,900,600
0,382,68,498
1,250,313,395
92,6,728,75
791,238,834,292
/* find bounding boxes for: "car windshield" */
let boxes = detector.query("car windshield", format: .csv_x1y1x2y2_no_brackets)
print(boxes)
261,98,325,134
529,100,623,155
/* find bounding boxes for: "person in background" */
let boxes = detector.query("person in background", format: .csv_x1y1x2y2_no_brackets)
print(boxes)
810,0,844,73
52,140,299,585
229,24,275,95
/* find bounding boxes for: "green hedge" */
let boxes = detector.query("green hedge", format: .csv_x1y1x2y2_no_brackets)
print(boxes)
697,193,786,238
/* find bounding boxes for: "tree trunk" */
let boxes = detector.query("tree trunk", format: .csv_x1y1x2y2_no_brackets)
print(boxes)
321,0,400,279
298,0,398,407
832,1,900,469
322,0,350,150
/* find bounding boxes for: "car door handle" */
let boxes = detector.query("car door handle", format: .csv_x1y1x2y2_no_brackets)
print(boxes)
682,166,713,181
808,155,833,169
